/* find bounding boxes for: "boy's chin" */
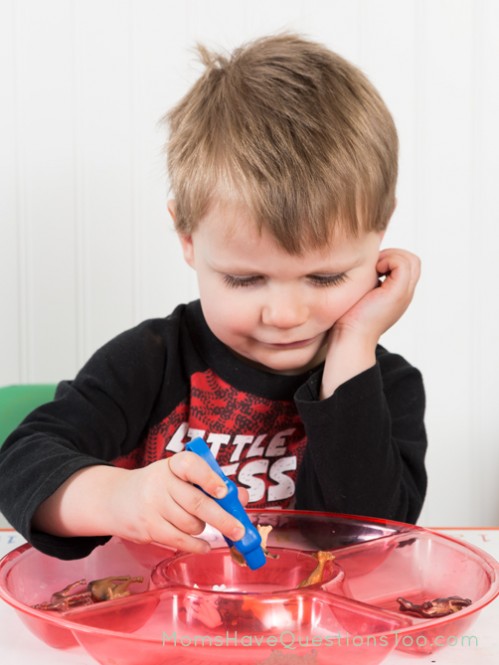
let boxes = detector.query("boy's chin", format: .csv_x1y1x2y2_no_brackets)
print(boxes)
238,346,327,376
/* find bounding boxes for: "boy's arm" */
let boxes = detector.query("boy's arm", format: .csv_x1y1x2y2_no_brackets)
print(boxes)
0,314,247,558
0,319,169,556
294,348,427,523
294,249,426,523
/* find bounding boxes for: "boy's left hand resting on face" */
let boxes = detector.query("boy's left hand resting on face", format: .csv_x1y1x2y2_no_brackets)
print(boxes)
321,248,421,399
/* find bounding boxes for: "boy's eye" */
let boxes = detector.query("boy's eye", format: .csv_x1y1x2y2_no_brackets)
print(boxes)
308,273,348,287
223,274,263,288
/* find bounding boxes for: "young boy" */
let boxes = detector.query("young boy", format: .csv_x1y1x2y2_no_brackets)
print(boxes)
0,34,426,560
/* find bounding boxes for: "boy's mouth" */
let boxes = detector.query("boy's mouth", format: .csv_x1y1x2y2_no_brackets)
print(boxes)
264,337,317,350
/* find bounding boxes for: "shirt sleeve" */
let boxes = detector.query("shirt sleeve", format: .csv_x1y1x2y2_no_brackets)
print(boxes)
0,318,170,559
293,346,427,524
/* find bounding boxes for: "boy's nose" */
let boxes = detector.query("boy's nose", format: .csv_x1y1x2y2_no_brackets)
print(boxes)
261,293,309,329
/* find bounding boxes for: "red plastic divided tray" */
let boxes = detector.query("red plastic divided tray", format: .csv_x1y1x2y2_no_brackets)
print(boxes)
1,510,498,665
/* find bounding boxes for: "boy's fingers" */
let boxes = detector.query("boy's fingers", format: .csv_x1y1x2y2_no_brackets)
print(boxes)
377,249,421,280
168,451,228,498
376,251,420,297
172,481,246,542
159,497,207,536
238,486,250,506
167,453,246,542
152,520,211,554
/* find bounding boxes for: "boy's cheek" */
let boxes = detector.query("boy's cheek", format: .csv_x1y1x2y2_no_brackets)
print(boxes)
201,298,250,336
324,283,375,322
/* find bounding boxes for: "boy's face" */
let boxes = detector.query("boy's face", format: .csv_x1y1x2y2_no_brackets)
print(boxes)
176,200,383,375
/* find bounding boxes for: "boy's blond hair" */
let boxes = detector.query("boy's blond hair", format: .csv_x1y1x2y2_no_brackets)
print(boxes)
165,34,398,253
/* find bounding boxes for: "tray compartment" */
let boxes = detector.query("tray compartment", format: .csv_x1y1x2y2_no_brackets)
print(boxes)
333,530,496,653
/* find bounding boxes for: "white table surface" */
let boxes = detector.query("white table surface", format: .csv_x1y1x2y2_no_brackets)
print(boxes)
1,527,498,664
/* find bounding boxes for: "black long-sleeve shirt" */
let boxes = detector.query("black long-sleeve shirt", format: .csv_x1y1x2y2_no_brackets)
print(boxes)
0,300,427,559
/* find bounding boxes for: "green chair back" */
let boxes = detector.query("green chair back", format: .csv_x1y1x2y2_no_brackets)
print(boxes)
0,384,57,447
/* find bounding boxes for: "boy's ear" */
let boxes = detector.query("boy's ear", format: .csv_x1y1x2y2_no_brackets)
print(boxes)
178,233,195,268
168,199,195,268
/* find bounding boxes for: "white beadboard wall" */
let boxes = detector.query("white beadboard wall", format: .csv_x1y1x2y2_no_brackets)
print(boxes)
1,0,498,527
